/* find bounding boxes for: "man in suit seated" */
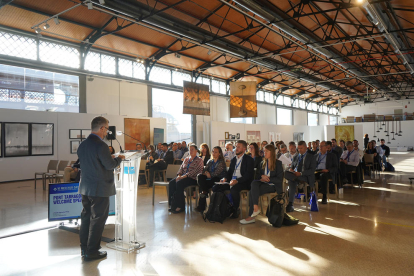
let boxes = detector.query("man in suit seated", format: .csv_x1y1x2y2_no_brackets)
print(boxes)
217,140,254,218
339,141,360,185
331,138,343,157
285,141,317,212
307,141,318,155
314,141,338,204
147,143,174,187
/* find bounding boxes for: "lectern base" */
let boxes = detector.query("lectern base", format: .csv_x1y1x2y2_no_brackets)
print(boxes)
106,240,146,253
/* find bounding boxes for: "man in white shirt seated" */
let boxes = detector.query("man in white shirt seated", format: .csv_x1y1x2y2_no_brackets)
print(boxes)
224,142,236,161
276,144,287,159
339,141,360,185
372,140,385,169
353,140,364,161
285,142,298,164
172,142,183,160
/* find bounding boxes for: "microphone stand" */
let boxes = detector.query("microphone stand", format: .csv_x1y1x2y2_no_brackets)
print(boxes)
117,131,148,157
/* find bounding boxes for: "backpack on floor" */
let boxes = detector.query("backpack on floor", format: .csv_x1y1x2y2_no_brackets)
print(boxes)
204,191,234,224
385,162,395,172
266,193,285,228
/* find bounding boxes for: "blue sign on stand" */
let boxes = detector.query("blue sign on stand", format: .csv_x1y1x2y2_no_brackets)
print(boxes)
124,166,135,174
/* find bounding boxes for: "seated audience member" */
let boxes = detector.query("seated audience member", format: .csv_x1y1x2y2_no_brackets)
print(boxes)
147,143,174,187
353,140,364,161
340,140,346,151
326,141,340,161
240,144,283,225
270,141,275,146
136,143,143,151
365,141,381,167
380,139,390,167
285,141,317,212
380,139,390,157
199,143,211,166
339,141,360,184
315,140,320,151
181,141,188,153
156,142,163,157
285,142,298,165
307,141,318,155
372,140,385,169
181,150,190,161
169,144,204,213
260,141,268,157
195,146,227,212
247,142,262,180
172,143,183,160
147,145,159,164
331,138,343,157
277,144,287,159
177,143,182,151
314,141,338,204
224,142,236,161
307,141,312,150
63,159,81,182
216,140,254,218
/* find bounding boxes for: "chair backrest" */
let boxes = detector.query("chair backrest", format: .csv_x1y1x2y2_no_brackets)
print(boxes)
364,153,374,164
57,161,69,173
47,160,59,173
139,160,147,170
166,165,181,179
225,161,231,167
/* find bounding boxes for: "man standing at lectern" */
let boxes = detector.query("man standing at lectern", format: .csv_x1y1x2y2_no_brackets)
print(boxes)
77,116,125,260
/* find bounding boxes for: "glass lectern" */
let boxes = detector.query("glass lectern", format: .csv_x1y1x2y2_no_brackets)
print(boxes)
107,151,145,253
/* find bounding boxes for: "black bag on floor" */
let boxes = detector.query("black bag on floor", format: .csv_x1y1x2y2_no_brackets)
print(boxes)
266,193,285,228
204,191,233,224
385,162,395,172
282,213,299,226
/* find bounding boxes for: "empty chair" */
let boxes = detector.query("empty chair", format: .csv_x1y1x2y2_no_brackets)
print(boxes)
34,160,58,190
152,164,181,206
364,153,375,176
50,161,69,184
138,159,148,187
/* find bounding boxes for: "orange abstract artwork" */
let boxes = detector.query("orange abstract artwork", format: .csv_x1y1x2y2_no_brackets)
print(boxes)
124,118,150,150
230,81,257,118
335,126,355,142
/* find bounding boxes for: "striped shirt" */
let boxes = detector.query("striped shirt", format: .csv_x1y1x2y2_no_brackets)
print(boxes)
177,156,204,180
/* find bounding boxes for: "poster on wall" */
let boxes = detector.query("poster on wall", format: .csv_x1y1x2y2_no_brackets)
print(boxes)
4,123,30,157
218,140,225,148
31,123,54,156
230,81,257,118
124,118,150,150
246,131,261,145
293,132,304,143
335,125,354,142
183,81,210,116
153,128,164,145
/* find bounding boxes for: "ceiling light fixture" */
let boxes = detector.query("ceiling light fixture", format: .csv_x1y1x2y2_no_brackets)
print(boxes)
53,17,60,25
175,53,181,58
43,23,50,30
87,2,93,9
99,0,106,4
207,49,212,55
35,28,41,33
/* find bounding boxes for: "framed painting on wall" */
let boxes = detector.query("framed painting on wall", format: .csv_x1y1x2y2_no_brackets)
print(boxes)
335,126,354,142
4,123,30,157
218,140,225,148
293,132,304,143
31,123,54,156
69,129,81,139
153,128,164,145
124,118,150,150
70,140,80,154
246,130,260,145
81,129,91,140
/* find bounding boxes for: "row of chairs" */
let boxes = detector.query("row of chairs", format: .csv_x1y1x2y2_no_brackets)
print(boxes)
34,160,76,190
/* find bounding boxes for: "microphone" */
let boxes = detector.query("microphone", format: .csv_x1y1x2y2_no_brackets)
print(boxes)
109,131,124,153
116,130,148,155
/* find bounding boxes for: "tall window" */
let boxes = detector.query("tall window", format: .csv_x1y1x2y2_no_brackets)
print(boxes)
330,116,338,125
308,113,319,126
152,88,192,143
277,108,292,125
0,64,79,112
230,117,253,124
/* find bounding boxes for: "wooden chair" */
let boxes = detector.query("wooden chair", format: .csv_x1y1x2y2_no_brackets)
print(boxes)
185,185,199,209
239,190,249,219
52,161,70,183
152,164,181,206
315,178,338,201
364,153,375,176
296,181,318,204
34,160,58,190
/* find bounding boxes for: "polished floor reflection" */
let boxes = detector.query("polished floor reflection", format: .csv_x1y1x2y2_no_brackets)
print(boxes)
1,153,414,275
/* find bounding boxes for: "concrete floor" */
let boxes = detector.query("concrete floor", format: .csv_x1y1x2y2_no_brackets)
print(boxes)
1,152,414,275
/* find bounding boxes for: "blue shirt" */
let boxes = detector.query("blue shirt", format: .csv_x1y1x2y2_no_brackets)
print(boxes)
173,149,183,159
316,153,327,170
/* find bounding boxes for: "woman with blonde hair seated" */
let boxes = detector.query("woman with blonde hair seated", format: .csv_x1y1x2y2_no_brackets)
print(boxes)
240,144,283,225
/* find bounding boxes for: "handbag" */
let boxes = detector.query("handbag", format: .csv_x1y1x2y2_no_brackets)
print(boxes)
266,193,285,228
309,191,319,212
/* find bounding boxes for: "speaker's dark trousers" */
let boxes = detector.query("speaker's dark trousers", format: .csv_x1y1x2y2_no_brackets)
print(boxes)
79,195,109,253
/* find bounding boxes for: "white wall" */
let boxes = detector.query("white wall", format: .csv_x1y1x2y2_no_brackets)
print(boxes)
0,108,165,182
293,110,308,125
256,104,276,125
341,100,414,119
